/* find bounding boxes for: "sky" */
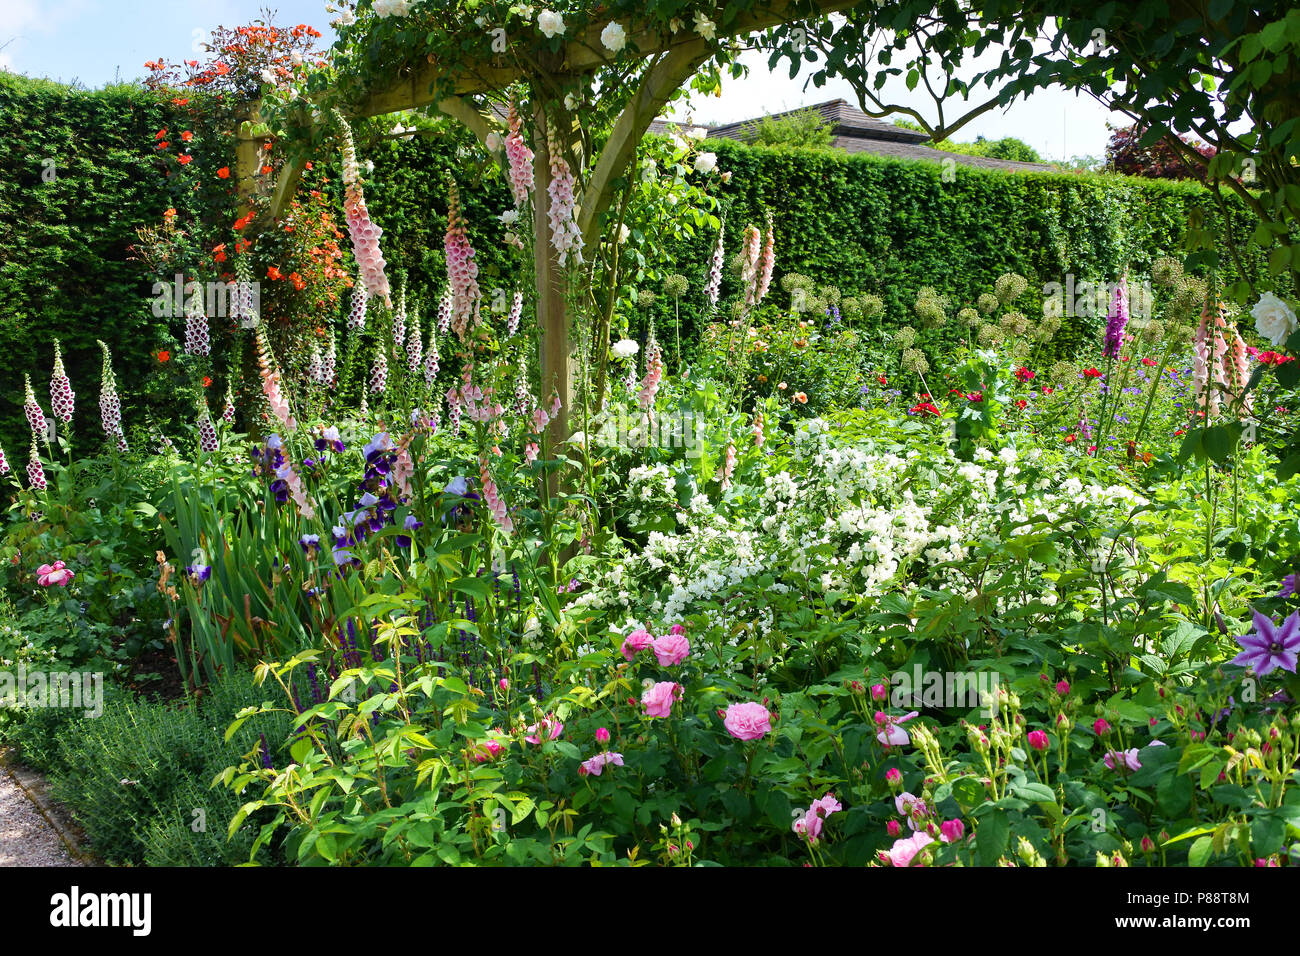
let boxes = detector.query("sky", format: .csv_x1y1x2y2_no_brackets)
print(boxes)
0,0,1116,161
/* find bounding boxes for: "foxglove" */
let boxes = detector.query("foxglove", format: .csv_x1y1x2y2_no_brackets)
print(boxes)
97,340,127,450
755,215,775,306
704,220,725,309
1102,274,1129,359
393,282,407,351
257,328,297,431
507,290,523,337
346,281,369,331
406,304,423,373
424,327,440,386
336,111,392,305
26,440,45,491
49,340,75,423
24,375,48,443
741,224,762,309
505,97,534,208
198,404,218,452
369,348,388,395
185,285,210,356
546,129,583,266
480,457,514,535
445,182,482,340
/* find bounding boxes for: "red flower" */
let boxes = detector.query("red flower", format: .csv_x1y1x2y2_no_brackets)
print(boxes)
1141,357,1157,366
233,213,254,230
909,401,941,417
267,266,283,281
216,166,230,179
261,164,273,176
157,350,171,363
156,142,170,150
1064,433,1077,443
1015,366,1034,381
155,128,168,140
1041,386,1055,395
181,131,193,142
304,161,314,171
177,154,193,165
1083,368,1102,378
202,376,212,387
877,374,887,386
1013,399,1027,410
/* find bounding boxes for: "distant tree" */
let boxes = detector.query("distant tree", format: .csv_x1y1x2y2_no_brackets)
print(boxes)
890,119,1042,163
1105,123,1215,182
746,107,837,151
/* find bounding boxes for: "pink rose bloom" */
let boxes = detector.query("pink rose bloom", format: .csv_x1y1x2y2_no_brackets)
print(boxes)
620,628,655,661
498,678,510,691
1103,748,1141,771
870,683,888,701
641,681,680,718
524,714,564,744
470,738,505,763
886,819,902,837
579,751,624,776
595,727,610,745
810,793,842,818
36,561,74,587
1027,730,1049,751
669,624,685,635
723,701,772,740
792,806,824,844
1093,718,1112,736
939,819,965,843
895,792,930,831
884,767,903,786
883,832,934,867
1055,680,1070,695
652,634,690,666
875,710,918,747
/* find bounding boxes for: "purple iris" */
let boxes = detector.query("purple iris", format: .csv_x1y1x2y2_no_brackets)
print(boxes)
300,534,320,553
1231,609,1300,676
186,564,212,582
315,426,345,454
395,514,424,548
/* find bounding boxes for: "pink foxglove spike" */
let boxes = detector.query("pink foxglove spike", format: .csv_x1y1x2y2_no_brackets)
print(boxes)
256,329,297,431
26,440,46,491
755,214,775,306
704,220,726,309
546,128,583,266
424,326,440,386
336,111,392,306
505,97,534,208
97,340,126,450
741,224,762,309
479,456,514,535
445,181,482,340
50,340,75,424
24,374,48,442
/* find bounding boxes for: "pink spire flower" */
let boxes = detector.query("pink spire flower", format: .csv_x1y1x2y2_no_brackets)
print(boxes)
369,348,388,395
49,340,75,424
97,340,127,450
185,287,210,356
637,338,663,420
406,305,423,373
0,444,8,475
507,290,524,337
198,404,218,452
715,442,736,490
346,281,369,331
26,440,45,491
755,214,775,306
256,329,297,432
505,97,534,208
337,112,392,305
23,374,48,442
424,326,440,386
445,181,482,340
703,220,725,310
546,129,583,266
479,457,514,535
740,223,761,309
1102,273,1129,359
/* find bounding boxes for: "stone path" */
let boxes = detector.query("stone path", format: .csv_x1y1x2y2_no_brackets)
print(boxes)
0,755,85,867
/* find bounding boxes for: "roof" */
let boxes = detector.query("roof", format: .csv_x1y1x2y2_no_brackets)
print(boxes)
702,99,1053,173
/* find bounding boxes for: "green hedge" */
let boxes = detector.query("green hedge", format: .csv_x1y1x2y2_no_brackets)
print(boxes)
1,75,1277,449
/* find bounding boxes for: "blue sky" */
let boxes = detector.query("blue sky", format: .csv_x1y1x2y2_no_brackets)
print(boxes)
0,1,1114,160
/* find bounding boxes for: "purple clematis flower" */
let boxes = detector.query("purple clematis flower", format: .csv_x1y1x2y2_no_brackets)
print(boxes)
1231,609,1300,676
1278,574,1298,600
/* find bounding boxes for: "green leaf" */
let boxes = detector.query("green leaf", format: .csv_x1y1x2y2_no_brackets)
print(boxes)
976,809,1010,866
1188,834,1214,866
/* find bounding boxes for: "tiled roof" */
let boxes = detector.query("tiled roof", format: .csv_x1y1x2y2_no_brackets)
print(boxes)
702,98,1053,173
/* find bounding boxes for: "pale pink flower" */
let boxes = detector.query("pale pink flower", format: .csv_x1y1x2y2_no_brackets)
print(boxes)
337,113,391,305
36,560,74,587
479,457,514,535
652,633,690,666
792,806,824,844
755,216,775,305
641,681,681,718
256,330,296,432
875,710,918,747
505,98,534,208
1103,748,1141,771
723,701,771,740
882,832,934,867
579,751,624,776
546,131,583,266
524,714,564,744
445,181,482,340
740,223,761,309
620,628,654,661
703,220,725,310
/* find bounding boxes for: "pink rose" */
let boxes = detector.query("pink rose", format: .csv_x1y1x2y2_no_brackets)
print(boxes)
669,624,685,635
886,819,902,837
939,819,965,843
1103,748,1141,771
722,701,771,740
1026,730,1049,751
792,806,824,844
595,727,610,745
652,634,690,666
810,793,842,818
620,628,654,661
524,714,564,744
641,681,680,718
579,751,624,776
884,767,903,787
36,561,74,587
870,683,888,701
883,832,934,867
1055,680,1070,695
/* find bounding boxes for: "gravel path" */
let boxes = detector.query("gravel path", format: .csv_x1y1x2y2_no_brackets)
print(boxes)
0,761,84,867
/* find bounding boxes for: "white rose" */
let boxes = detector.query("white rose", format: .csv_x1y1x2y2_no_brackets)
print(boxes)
693,11,717,40
1251,292,1298,348
485,130,503,151
618,224,630,243
612,338,639,358
260,68,275,84
290,51,303,66
537,9,565,38
693,152,717,174
564,92,578,110
499,208,520,225
601,21,627,53
686,126,707,141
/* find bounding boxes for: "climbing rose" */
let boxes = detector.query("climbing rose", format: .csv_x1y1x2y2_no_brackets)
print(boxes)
600,21,626,52
641,681,680,718
537,9,564,37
